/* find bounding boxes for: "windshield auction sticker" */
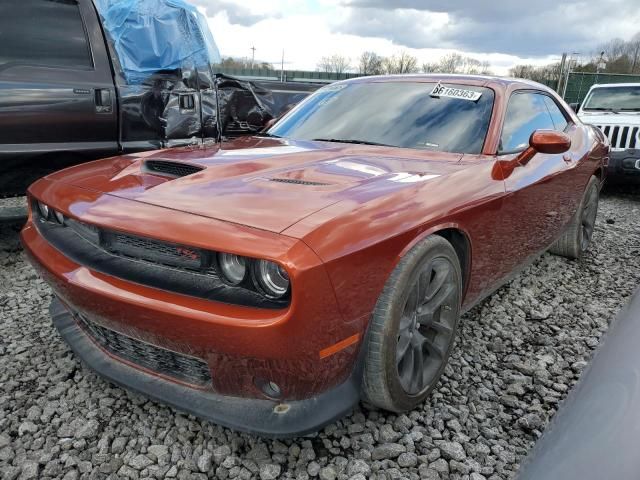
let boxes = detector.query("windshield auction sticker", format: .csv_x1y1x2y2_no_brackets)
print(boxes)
430,83,482,101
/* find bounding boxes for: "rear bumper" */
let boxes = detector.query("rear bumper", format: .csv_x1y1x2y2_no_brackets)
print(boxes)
50,297,361,437
608,149,640,180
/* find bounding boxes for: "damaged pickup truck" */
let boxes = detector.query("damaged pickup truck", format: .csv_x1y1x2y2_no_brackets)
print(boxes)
0,0,317,196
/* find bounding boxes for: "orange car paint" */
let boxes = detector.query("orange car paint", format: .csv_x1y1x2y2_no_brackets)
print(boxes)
21,75,607,405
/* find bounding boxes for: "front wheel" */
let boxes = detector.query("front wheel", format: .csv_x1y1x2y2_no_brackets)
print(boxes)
549,175,600,259
362,236,462,412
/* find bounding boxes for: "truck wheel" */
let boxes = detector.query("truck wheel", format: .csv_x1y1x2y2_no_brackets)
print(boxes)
549,175,599,260
362,235,462,412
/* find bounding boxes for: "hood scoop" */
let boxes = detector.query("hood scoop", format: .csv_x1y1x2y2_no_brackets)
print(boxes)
268,178,330,186
143,160,204,178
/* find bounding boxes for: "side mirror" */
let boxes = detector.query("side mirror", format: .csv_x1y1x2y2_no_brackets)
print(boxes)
569,102,581,112
529,130,571,154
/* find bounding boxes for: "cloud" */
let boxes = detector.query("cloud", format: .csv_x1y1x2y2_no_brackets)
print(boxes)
334,0,640,56
201,0,638,74
192,0,278,26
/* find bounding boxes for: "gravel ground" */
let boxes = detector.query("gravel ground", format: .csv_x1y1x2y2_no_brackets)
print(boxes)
1,186,639,480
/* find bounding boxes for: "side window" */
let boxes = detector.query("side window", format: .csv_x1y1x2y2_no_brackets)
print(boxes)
0,0,92,69
542,96,569,131
499,92,555,153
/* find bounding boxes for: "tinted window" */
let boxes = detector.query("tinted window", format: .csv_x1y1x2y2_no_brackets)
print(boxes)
582,86,640,111
0,0,92,69
543,96,568,131
500,93,555,153
269,82,495,154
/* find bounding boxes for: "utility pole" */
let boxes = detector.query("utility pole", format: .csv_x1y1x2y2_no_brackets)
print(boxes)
596,51,606,74
280,49,285,82
250,46,256,69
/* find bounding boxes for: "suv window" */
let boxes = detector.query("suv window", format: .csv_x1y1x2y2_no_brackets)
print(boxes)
500,92,556,153
0,0,92,69
542,96,568,131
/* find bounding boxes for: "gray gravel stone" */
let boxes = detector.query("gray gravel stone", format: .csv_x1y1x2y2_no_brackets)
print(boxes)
437,441,466,461
319,465,337,480
371,443,405,460
18,421,37,436
347,459,371,476
197,450,213,472
259,463,281,480
75,419,100,439
471,473,488,480
397,452,418,467
19,460,39,479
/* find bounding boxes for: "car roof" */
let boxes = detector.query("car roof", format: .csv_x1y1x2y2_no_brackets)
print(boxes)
589,83,640,88
337,73,553,93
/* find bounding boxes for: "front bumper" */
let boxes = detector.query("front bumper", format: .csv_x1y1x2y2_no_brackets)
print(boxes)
21,177,367,436
50,297,361,437
608,149,640,180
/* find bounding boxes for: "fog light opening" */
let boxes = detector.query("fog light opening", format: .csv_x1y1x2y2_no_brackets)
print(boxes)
255,378,282,400
273,403,290,415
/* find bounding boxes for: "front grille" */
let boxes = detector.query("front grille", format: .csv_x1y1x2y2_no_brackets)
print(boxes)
76,313,212,386
594,124,639,151
105,230,204,272
32,207,289,309
143,160,204,178
269,178,329,186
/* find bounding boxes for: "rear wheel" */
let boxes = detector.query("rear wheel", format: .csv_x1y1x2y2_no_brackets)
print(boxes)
362,236,462,412
549,175,599,259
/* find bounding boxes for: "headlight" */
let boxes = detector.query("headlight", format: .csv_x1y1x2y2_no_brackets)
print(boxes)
37,201,50,220
254,260,290,298
218,253,247,285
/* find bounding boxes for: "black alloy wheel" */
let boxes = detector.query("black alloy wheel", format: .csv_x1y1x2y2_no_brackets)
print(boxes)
363,235,462,412
396,257,457,395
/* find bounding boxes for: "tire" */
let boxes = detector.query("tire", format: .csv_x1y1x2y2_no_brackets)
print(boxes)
362,235,462,412
549,175,600,260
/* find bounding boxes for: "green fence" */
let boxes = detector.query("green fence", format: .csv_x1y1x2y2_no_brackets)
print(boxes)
563,72,640,104
215,67,361,83
214,67,640,104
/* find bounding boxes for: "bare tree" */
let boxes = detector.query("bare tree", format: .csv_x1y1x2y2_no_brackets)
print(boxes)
317,54,352,74
509,62,562,85
358,51,385,75
383,51,419,74
216,56,273,70
422,53,493,75
628,33,640,73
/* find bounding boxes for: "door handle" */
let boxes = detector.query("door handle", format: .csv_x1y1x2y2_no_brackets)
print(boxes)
94,88,112,113
179,93,196,111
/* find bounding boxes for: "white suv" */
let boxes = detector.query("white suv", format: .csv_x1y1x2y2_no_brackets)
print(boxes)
575,83,640,181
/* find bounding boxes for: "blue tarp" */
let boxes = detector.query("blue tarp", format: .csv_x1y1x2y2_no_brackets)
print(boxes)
94,0,221,84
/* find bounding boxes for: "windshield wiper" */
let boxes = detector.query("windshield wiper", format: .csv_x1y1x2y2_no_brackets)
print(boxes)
312,138,393,147
255,132,282,138
584,107,620,113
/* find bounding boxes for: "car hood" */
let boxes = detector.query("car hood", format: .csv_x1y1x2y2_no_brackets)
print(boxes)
52,137,466,233
578,111,640,125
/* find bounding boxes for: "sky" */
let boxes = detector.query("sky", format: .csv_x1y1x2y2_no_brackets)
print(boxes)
193,0,640,75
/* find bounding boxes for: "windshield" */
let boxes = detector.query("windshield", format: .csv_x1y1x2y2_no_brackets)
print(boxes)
268,82,495,154
582,86,640,111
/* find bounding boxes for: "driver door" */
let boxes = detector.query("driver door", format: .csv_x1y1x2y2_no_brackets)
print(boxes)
496,91,576,273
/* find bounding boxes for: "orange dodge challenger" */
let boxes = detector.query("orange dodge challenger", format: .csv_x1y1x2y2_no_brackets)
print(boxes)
22,75,608,437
